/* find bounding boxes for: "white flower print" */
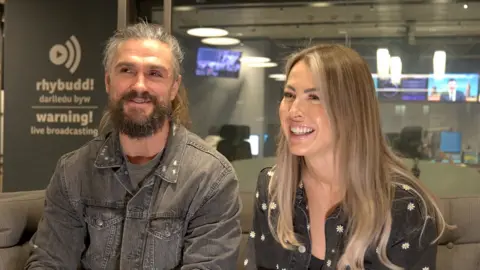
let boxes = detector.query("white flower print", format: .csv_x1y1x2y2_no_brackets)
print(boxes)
269,202,277,210
376,247,380,254
401,242,410,250
267,170,274,176
402,184,411,191
327,260,332,267
407,202,415,211
307,224,310,230
250,231,256,238
260,234,265,241
299,182,304,188
255,191,259,199
276,264,279,269
261,203,267,211
422,267,429,270
244,259,248,266
336,225,344,233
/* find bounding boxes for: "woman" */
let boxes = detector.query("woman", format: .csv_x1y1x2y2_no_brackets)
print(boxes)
243,44,448,270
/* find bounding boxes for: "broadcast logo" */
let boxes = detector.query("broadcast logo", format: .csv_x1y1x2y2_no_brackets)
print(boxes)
49,35,82,74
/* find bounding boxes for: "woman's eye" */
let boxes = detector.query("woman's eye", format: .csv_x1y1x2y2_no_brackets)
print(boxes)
309,94,320,100
283,92,294,98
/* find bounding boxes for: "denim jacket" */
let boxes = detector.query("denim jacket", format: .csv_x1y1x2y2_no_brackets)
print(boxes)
244,167,438,270
25,123,242,270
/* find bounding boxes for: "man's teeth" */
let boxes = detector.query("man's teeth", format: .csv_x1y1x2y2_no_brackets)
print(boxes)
132,98,149,103
290,127,313,135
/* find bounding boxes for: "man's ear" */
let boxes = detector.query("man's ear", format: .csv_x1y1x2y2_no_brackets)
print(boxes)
105,73,111,94
170,75,182,101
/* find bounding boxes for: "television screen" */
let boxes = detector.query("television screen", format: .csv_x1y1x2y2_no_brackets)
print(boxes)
427,74,479,103
195,47,242,78
376,76,428,101
439,131,462,153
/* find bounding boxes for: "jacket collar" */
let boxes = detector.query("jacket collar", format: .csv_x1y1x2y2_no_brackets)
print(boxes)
94,122,187,183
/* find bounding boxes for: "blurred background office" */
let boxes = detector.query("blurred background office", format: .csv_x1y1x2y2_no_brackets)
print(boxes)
137,0,480,170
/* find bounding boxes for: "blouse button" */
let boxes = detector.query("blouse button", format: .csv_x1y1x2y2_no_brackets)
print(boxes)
447,242,454,249
298,245,306,253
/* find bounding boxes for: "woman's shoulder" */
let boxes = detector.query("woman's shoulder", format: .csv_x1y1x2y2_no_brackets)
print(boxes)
390,182,436,241
256,166,274,194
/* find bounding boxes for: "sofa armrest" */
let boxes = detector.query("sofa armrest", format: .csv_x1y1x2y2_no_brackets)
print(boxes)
0,244,31,270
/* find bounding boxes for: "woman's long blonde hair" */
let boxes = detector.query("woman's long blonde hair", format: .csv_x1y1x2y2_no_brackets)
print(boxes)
267,44,448,269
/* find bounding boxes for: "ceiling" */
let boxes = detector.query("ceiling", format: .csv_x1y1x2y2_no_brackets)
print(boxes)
151,1,480,40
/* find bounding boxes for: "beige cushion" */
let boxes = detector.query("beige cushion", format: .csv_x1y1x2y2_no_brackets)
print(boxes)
438,196,480,245
0,190,45,248
0,203,27,248
0,243,32,270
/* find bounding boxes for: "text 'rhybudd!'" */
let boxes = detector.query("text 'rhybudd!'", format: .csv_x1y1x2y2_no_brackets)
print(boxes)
36,78,95,94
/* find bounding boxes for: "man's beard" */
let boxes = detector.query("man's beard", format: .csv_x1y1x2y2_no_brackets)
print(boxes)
109,90,171,138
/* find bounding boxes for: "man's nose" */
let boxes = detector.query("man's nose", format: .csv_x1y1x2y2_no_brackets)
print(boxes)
132,73,147,90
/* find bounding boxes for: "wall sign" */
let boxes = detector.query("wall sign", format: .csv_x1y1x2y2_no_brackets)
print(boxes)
3,0,118,191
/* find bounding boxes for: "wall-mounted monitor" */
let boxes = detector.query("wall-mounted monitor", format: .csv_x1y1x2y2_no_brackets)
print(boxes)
439,131,462,153
376,75,428,102
195,47,242,78
427,73,479,103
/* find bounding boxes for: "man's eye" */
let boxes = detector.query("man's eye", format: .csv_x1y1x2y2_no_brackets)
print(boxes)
150,71,162,77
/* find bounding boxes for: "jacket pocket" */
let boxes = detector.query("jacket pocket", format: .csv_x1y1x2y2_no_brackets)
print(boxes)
144,217,184,269
83,206,124,270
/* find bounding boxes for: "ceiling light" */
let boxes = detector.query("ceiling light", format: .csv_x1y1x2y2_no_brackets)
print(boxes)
376,48,390,79
248,62,278,68
464,4,468,9
187,28,228,37
310,2,331,7
201,37,241,46
174,6,195,12
240,57,271,63
269,74,286,80
390,56,402,85
433,50,446,78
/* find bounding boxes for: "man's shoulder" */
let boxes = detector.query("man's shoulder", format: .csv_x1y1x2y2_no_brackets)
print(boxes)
183,129,234,175
57,134,107,173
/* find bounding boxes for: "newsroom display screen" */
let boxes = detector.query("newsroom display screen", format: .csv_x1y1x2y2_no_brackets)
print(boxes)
373,73,480,103
427,74,479,103
376,76,428,101
195,47,242,78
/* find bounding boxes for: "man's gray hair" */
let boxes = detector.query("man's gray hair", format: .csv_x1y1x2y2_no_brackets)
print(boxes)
103,22,184,79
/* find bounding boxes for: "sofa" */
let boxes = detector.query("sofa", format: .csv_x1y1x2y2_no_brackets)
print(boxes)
0,190,45,270
1,158,480,270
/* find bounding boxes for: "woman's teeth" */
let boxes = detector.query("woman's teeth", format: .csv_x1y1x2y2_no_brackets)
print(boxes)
290,127,314,135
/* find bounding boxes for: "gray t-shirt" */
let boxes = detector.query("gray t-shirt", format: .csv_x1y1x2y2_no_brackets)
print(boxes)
125,150,163,191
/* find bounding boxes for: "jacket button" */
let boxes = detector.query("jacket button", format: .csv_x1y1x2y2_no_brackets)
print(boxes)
298,245,306,253
96,219,104,227
447,242,454,249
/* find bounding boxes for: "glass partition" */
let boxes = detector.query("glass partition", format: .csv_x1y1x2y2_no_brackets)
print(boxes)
151,1,480,183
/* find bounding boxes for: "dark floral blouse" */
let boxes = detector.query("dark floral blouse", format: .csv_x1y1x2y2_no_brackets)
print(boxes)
243,167,438,270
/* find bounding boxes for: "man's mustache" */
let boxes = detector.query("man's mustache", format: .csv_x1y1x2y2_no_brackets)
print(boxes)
117,90,173,119
120,90,156,103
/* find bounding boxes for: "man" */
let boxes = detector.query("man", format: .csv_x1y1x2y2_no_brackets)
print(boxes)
440,78,466,102
25,22,242,270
